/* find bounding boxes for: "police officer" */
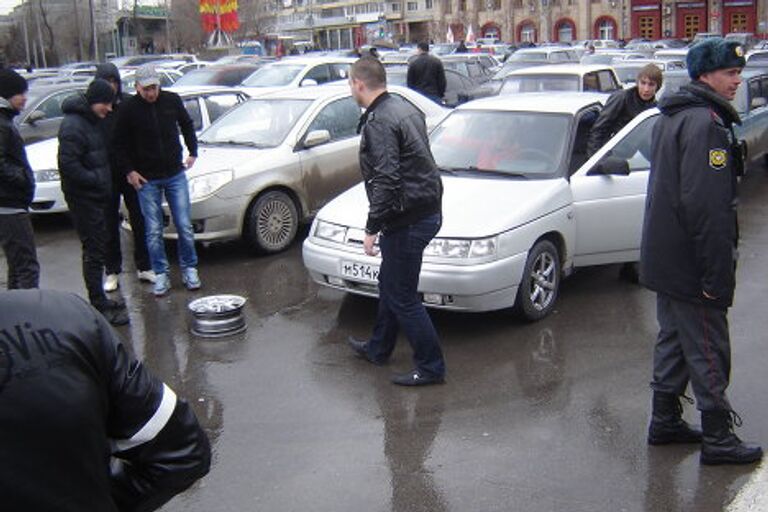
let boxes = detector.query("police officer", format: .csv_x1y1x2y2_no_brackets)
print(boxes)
640,38,762,465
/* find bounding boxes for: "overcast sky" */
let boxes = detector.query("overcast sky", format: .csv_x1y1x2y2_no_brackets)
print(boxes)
0,0,20,16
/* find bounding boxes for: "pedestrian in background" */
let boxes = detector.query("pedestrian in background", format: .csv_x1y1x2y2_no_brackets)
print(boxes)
0,288,211,511
0,68,39,290
347,56,446,386
114,64,201,297
641,38,762,465
95,63,156,294
407,41,447,104
58,79,128,326
588,63,662,283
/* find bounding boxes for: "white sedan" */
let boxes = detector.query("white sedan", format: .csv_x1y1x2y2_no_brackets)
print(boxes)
302,93,659,320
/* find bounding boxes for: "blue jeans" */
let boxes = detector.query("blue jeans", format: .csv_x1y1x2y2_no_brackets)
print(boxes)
365,213,445,378
136,171,197,276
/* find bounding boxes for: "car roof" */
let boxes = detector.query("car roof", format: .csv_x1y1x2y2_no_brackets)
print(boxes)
507,64,613,76
27,83,87,95
269,56,356,65
457,92,605,114
514,47,574,54
169,86,248,97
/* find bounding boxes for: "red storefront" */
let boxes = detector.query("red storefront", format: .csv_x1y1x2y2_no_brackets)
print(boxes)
631,0,662,39
676,1,707,39
722,0,757,33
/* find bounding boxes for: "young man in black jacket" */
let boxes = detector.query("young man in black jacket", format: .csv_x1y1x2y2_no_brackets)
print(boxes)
640,38,762,465
58,79,129,326
407,42,447,104
95,63,155,294
0,68,39,289
114,64,201,297
0,288,211,511
346,56,446,386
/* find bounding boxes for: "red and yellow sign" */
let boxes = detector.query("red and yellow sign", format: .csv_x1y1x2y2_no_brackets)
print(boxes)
200,0,239,33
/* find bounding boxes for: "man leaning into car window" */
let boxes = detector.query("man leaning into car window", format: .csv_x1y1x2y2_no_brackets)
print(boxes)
346,56,447,386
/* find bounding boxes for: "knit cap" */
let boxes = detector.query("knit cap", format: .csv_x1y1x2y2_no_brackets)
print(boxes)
85,78,115,105
0,69,28,100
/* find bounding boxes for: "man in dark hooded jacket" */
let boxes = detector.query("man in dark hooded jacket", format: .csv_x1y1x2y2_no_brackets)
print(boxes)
95,63,155,294
0,68,39,289
58,79,129,326
640,38,762,465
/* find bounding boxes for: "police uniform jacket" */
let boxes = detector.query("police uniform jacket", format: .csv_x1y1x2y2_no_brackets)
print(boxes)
0,97,34,209
57,93,112,202
0,289,211,511
640,81,742,309
358,91,443,235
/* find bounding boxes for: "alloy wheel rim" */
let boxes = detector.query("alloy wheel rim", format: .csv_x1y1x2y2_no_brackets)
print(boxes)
529,252,556,311
257,199,294,248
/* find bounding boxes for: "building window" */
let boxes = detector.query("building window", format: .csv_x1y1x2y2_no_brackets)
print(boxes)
558,23,573,42
684,14,700,39
520,23,535,42
444,0,452,12
637,16,653,39
407,1,418,9
597,18,616,39
459,0,466,11
391,2,400,10
425,0,433,7
730,12,748,32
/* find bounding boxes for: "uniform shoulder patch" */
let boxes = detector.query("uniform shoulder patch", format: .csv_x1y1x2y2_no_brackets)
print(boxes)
709,148,728,170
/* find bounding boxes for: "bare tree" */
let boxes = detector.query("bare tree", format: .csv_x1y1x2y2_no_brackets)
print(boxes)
170,0,206,52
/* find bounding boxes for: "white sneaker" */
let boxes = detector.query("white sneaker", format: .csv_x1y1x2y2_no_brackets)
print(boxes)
104,274,119,292
137,270,157,283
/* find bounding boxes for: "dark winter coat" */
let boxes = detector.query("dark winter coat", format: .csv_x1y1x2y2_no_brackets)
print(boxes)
94,63,131,181
587,86,657,155
0,97,34,209
407,53,447,100
113,90,197,181
358,92,442,234
0,289,211,512
57,94,112,202
640,81,743,309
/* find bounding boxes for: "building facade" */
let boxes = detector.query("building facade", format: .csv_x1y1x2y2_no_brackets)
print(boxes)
266,0,766,48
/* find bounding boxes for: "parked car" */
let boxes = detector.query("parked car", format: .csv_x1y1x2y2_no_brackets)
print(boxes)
166,85,448,254
745,50,768,70
26,88,250,214
386,66,476,107
303,92,668,320
612,59,684,86
171,64,262,90
439,54,500,83
499,64,622,95
240,57,355,97
16,83,87,144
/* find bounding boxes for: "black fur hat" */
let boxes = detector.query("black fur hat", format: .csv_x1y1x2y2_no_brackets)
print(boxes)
687,38,746,80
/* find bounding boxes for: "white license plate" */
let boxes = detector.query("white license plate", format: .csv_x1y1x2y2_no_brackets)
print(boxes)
340,261,380,282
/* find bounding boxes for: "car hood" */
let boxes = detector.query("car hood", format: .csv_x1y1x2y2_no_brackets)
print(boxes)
191,144,272,176
239,85,289,97
26,137,59,170
317,175,572,238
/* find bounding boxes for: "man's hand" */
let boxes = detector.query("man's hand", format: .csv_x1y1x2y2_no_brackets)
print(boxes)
364,233,379,256
127,171,147,190
185,156,197,170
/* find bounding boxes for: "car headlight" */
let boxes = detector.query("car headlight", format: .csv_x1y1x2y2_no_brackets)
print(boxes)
424,236,497,258
188,169,233,201
314,220,347,243
34,169,60,182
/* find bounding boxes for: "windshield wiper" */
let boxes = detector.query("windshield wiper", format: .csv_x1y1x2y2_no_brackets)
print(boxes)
454,166,528,179
200,140,268,148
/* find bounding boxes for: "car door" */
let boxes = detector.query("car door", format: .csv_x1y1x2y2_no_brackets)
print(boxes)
302,64,332,86
202,93,246,127
570,109,660,266
297,96,362,213
19,89,82,144
736,75,768,169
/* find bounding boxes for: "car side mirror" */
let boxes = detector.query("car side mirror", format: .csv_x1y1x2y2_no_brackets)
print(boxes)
587,156,630,176
750,97,767,109
303,129,331,149
27,110,45,124
300,78,318,87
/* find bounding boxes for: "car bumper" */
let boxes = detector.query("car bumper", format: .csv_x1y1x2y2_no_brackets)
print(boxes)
161,193,248,242
31,180,67,214
302,237,528,312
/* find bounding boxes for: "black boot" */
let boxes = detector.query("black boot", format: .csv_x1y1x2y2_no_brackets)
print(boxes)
95,303,130,326
648,392,703,445
700,410,763,465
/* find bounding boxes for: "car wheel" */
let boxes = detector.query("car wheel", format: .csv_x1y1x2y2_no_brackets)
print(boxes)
245,190,299,254
515,239,560,321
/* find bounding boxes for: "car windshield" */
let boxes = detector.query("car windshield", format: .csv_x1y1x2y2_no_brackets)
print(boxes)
173,68,225,86
198,99,312,148
508,51,548,62
614,66,643,83
500,75,579,94
430,110,570,178
241,64,304,87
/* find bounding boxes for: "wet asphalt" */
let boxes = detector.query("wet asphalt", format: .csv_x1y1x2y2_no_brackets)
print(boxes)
5,167,768,512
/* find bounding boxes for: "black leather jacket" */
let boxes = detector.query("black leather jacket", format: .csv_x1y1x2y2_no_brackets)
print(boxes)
358,92,442,234
640,82,742,309
587,86,656,156
0,97,34,209
0,289,211,511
